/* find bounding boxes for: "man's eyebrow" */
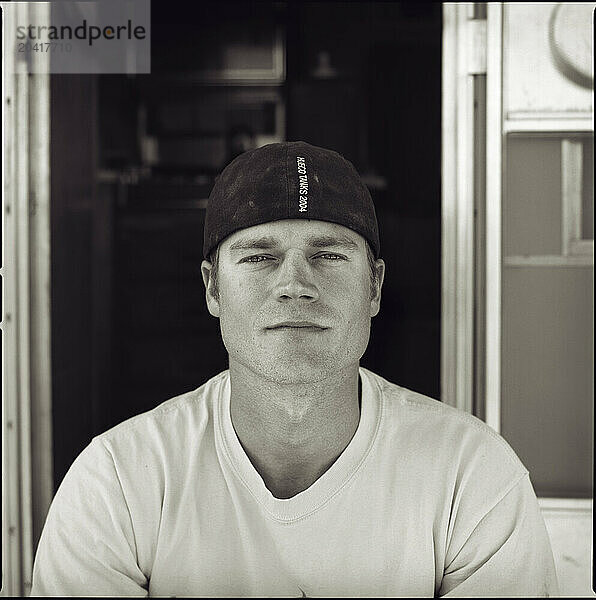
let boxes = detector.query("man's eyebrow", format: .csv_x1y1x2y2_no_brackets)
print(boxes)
227,233,360,252
305,235,359,250
228,236,280,251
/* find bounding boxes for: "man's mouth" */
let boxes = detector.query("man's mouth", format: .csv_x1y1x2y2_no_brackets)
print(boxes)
266,321,328,330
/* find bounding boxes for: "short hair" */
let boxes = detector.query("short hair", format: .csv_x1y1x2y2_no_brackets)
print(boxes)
207,241,379,302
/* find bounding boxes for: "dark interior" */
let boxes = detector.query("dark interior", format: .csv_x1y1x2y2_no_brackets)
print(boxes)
51,2,442,489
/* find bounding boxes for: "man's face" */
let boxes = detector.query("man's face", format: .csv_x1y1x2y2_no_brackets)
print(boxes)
201,219,385,384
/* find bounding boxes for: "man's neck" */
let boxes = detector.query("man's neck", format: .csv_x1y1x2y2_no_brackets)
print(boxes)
228,361,361,499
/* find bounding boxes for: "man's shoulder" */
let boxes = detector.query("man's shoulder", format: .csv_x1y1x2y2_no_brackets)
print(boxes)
93,370,229,451
363,368,528,477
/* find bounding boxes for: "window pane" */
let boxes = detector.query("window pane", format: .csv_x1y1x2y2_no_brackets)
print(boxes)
501,266,593,497
504,136,562,256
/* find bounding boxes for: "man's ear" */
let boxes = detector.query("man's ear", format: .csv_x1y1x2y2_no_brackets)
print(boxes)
201,259,220,317
370,258,385,318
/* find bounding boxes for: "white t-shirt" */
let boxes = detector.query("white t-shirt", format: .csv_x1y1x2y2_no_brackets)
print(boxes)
31,368,559,597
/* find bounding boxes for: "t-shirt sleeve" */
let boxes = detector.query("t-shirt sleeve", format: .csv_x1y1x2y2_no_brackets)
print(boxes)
30,439,149,596
439,473,559,597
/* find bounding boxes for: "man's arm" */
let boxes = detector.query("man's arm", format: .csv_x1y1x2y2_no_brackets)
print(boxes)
440,473,559,597
31,440,149,596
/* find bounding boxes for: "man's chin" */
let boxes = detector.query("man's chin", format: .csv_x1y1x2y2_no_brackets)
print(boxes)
244,356,339,385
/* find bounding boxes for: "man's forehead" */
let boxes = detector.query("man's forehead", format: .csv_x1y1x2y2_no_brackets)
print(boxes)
223,220,365,252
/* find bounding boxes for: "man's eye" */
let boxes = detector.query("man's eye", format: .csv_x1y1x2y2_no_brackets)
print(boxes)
240,255,273,263
316,253,344,260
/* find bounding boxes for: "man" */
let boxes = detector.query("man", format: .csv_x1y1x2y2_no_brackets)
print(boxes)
32,141,558,597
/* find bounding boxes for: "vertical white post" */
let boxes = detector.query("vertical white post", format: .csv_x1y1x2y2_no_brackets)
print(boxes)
28,1,54,578
2,5,23,592
15,54,34,600
441,3,476,413
442,3,458,406
455,3,475,415
2,4,31,594
485,2,503,433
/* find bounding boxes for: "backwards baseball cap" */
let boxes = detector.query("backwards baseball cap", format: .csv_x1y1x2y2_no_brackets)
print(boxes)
203,141,380,259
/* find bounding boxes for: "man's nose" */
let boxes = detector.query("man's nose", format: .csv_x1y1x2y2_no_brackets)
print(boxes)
274,253,319,303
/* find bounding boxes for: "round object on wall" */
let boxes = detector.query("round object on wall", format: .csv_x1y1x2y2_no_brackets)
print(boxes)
548,3,595,89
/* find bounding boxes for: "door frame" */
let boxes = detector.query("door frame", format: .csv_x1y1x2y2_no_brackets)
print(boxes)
2,3,53,596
